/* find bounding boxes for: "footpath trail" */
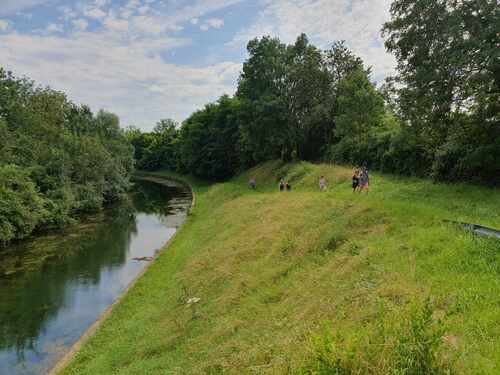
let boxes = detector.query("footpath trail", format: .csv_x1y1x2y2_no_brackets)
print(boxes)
61,161,500,374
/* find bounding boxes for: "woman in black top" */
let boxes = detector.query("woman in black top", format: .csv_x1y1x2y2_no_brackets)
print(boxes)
352,170,360,192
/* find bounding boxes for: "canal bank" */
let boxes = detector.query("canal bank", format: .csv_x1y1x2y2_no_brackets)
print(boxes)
49,174,195,375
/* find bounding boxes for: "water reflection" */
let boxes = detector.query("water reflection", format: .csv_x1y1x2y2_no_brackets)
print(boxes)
0,178,191,375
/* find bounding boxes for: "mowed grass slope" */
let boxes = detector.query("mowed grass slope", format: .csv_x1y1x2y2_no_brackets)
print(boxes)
62,161,500,374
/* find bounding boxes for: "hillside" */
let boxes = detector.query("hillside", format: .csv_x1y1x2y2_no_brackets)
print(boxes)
61,161,500,374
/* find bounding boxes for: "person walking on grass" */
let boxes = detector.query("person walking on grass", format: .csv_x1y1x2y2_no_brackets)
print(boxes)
286,181,292,191
359,167,370,193
352,169,360,192
319,176,327,191
249,177,256,190
279,178,285,192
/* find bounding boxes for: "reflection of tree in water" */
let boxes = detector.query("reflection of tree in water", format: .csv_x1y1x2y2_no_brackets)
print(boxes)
0,196,136,355
130,179,191,218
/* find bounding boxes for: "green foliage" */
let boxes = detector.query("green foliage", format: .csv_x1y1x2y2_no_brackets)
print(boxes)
302,301,448,375
129,119,180,171
0,165,47,244
0,68,134,245
383,0,500,184
179,95,241,180
127,8,496,185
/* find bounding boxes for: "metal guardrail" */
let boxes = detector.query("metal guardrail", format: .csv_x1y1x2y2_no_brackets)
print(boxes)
444,220,500,239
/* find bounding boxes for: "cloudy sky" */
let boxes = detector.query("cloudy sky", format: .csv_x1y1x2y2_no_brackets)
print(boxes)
0,0,396,130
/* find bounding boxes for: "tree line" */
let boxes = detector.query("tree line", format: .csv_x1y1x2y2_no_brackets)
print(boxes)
1,0,496,245
0,69,134,245
128,0,498,185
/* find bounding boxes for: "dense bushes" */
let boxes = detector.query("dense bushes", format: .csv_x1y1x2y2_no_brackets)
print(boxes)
0,68,134,245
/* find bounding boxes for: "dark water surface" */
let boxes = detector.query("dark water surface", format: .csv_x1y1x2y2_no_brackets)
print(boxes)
0,178,191,375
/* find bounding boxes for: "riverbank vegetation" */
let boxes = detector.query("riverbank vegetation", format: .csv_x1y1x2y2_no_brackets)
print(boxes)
128,0,498,185
0,69,134,245
61,161,500,374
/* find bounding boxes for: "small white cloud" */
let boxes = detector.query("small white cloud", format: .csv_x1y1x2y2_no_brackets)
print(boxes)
206,18,224,29
84,7,107,19
138,6,150,15
46,23,63,33
132,15,165,34
0,19,10,31
72,19,89,31
94,0,109,7
199,17,224,31
103,16,129,32
59,6,78,21
126,0,140,9
190,17,199,25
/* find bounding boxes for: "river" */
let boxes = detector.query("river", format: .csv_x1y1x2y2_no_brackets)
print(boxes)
0,177,192,375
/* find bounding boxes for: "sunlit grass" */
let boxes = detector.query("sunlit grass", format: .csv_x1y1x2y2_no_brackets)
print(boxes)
62,161,500,374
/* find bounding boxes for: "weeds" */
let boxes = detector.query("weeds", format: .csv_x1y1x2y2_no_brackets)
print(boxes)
302,300,450,375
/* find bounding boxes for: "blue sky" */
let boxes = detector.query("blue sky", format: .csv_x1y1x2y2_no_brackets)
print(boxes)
0,0,396,130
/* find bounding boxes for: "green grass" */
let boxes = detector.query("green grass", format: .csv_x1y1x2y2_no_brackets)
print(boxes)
61,161,500,374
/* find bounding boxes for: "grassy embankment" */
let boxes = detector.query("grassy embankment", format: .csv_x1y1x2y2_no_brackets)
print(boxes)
61,161,500,374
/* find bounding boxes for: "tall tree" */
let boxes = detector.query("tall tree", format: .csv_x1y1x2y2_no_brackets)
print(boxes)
382,0,499,145
237,36,289,165
383,0,500,182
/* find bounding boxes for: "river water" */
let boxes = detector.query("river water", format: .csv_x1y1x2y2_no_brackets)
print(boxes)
0,178,191,375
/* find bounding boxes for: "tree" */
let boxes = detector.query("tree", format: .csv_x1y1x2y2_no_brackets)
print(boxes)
382,0,500,183
139,119,180,171
282,34,333,160
0,165,47,244
0,68,134,245
179,96,241,180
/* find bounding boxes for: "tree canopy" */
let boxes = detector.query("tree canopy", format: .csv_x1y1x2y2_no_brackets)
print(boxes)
0,68,134,245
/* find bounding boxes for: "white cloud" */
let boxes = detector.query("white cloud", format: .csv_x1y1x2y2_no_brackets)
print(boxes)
103,15,129,32
230,0,396,81
0,0,47,16
95,0,110,7
72,19,89,31
200,17,224,31
138,5,150,15
84,7,107,19
0,20,10,31
0,0,247,129
0,30,240,129
46,23,63,33
207,17,224,28
125,0,141,10
59,6,78,21
190,17,199,25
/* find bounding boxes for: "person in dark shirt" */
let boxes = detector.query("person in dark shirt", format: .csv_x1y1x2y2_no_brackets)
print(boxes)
286,182,292,191
352,170,360,192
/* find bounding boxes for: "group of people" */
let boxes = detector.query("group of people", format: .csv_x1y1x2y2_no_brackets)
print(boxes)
351,167,370,193
317,167,369,193
247,167,370,193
